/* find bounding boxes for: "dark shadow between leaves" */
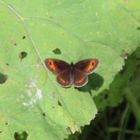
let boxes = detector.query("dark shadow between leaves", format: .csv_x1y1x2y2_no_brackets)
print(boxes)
76,73,104,93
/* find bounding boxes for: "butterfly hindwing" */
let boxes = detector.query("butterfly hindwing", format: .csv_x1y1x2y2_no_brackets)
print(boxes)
73,69,88,87
57,69,72,87
75,59,98,74
45,59,70,74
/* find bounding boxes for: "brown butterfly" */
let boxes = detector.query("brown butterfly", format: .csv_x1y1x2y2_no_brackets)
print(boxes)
44,58,99,88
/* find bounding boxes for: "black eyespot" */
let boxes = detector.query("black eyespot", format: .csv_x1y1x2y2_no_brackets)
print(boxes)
48,61,53,65
91,62,95,65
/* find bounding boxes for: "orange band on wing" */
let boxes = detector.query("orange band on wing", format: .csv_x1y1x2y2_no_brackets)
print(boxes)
47,60,58,72
75,77,85,84
75,59,98,74
46,59,59,73
85,60,97,72
45,59,70,74
58,77,69,84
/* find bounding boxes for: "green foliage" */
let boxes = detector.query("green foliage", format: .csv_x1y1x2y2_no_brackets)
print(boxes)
67,48,140,140
0,0,140,140
94,48,140,109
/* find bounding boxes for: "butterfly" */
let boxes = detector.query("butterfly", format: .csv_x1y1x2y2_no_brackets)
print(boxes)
44,58,99,88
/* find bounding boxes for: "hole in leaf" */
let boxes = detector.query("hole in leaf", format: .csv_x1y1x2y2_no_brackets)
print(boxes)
5,122,8,125
52,106,55,109
42,112,46,117
137,27,140,30
52,48,61,55
22,36,26,39
14,43,17,46
58,100,62,106
0,73,7,84
10,39,17,46
14,131,28,140
6,63,9,66
19,51,27,60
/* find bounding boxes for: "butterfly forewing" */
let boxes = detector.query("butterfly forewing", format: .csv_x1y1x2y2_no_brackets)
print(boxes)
75,59,98,74
45,59,70,74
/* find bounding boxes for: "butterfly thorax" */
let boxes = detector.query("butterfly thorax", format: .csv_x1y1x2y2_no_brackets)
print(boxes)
70,62,74,70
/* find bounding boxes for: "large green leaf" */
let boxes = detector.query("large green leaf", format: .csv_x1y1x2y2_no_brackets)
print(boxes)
0,0,140,140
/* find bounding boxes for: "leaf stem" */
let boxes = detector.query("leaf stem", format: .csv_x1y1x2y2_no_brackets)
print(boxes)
108,127,140,135
123,88,140,126
117,104,131,140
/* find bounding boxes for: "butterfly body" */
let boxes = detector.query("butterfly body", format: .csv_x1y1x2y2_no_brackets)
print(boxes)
45,58,98,88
